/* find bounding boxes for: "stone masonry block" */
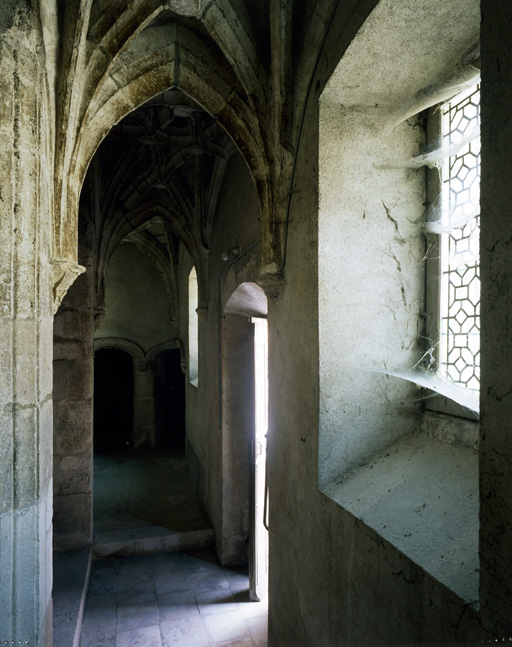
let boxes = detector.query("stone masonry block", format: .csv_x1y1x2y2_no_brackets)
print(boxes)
53,308,93,341
13,319,37,406
13,405,37,507
58,455,91,471
39,398,53,489
53,472,91,496
0,320,13,398
38,317,53,401
14,253,36,320
0,322,12,406
53,360,68,401
0,408,13,515
53,339,88,362
53,493,92,551
53,399,93,454
67,358,93,401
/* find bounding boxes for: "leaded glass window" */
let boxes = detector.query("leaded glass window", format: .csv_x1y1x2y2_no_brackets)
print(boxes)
439,85,480,390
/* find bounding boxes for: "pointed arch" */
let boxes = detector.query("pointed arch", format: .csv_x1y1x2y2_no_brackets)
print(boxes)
224,282,268,318
53,17,271,294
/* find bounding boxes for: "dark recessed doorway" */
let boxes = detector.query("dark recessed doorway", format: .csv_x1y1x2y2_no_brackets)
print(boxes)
155,348,186,451
94,348,134,453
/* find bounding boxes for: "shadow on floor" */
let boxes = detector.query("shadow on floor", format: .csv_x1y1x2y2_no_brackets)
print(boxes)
80,548,268,647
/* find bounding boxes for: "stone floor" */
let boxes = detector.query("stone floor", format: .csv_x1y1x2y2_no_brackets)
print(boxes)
79,548,268,647
93,451,214,557
76,451,267,646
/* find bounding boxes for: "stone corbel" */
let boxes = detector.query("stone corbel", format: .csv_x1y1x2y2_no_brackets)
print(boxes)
258,272,284,300
165,0,205,18
51,260,86,313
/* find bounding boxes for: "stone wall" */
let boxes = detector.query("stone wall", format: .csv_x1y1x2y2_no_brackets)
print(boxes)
3,1,512,645
53,269,94,551
267,0,486,644
480,0,512,636
182,152,263,567
0,3,55,643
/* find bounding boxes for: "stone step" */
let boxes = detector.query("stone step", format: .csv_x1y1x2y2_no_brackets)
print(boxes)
92,526,215,558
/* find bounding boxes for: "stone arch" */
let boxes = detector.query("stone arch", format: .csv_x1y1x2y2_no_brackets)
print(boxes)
94,337,145,361
146,339,184,365
54,19,271,297
224,282,268,318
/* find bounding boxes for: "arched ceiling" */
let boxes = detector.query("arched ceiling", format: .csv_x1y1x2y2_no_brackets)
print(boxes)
49,0,341,305
81,88,237,315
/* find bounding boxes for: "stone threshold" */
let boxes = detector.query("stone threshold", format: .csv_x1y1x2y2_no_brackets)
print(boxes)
93,526,215,558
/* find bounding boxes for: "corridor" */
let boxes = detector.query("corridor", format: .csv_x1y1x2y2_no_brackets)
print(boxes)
79,549,268,647
92,451,213,557
79,452,267,646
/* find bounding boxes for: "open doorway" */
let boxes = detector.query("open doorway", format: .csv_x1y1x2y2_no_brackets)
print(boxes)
91,342,212,556
221,282,269,602
94,348,134,453
154,348,186,451
250,317,269,601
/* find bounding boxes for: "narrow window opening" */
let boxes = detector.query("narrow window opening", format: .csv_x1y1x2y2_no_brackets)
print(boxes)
424,82,480,417
439,85,481,390
188,267,199,387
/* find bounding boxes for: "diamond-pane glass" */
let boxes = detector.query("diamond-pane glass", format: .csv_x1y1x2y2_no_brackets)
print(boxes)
439,85,480,390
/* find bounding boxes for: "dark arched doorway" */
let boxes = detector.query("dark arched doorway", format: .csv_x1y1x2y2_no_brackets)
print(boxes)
154,348,186,451
94,348,134,453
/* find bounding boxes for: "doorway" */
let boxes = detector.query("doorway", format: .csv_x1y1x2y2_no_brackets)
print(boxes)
221,282,269,601
250,317,269,601
94,348,134,453
154,348,186,451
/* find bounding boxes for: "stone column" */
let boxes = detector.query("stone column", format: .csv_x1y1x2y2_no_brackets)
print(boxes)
0,6,54,644
133,360,156,449
480,1,512,636
53,267,94,551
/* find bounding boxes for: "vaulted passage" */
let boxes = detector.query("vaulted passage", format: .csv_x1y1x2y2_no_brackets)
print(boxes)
52,79,268,644
3,2,512,646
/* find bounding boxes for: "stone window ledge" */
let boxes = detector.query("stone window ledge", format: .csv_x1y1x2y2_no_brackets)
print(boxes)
322,432,479,603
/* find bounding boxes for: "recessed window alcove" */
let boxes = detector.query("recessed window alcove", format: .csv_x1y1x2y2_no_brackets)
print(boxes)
318,0,480,603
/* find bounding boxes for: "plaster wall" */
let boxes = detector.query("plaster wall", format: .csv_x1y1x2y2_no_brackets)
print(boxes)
182,151,262,566
267,0,485,645
318,103,424,485
96,243,178,354
266,99,484,647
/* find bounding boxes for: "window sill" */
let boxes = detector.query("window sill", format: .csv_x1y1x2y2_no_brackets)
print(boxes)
322,432,479,604
378,368,479,418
